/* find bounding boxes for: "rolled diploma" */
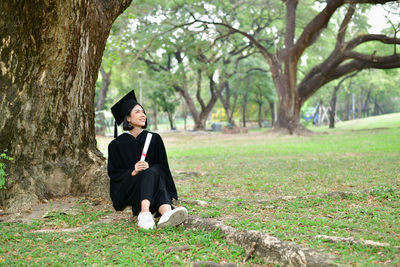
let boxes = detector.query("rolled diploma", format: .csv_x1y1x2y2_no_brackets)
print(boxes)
140,133,153,161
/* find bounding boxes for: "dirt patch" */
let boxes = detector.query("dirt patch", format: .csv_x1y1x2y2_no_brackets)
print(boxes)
0,197,131,224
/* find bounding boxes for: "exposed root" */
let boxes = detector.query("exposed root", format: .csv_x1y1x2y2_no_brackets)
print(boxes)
191,261,237,267
314,235,400,250
266,125,316,137
243,241,257,263
183,216,337,266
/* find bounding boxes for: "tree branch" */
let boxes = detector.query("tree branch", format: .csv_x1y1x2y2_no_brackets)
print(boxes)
131,20,198,63
189,15,273,62
292,0,397,61
344,0,398,3
337,4,356,46
293,1,343,63
298,53,400,100
343,52,400,65
284,0,298,51
346,34,400,50
246,68,269,74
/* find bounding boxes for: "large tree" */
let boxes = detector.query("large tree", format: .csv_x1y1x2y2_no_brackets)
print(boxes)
187,0,400,134
0,0,131,212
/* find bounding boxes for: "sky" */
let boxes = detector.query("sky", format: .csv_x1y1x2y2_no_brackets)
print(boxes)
367,4,399,33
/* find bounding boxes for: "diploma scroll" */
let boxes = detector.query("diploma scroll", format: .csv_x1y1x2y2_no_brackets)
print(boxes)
140,133,153,161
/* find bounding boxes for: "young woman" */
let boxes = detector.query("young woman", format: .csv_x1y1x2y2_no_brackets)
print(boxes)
107,90,188,230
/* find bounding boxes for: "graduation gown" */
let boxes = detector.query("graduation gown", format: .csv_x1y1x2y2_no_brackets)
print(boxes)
107,130,178,213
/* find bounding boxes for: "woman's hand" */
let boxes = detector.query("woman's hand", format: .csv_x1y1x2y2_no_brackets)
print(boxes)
132,161,149,176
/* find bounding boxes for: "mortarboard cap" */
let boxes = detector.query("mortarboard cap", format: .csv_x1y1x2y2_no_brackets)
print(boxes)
111,90,138,138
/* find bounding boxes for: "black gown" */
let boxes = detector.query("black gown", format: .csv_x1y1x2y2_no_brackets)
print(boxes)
107,130,178,215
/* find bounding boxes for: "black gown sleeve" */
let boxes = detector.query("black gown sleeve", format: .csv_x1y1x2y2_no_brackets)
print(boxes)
107,141,134,183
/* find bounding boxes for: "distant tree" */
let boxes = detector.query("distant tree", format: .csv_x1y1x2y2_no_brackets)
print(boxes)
150,84,180,130
187,0,400,134
97,67,112,111
329,71,360,128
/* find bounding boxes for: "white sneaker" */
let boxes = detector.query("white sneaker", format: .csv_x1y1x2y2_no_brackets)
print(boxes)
138,212,155,230
157,207,188,229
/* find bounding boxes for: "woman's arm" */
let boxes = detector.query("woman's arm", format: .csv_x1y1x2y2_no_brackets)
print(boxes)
107,142,134,182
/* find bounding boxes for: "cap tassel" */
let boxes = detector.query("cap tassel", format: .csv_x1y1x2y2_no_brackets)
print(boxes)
114,121,118,138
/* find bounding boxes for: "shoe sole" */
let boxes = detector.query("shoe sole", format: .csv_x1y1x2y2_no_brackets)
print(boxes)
157,208,188,229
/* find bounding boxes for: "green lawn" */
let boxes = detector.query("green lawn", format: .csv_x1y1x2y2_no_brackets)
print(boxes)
1,113,400,265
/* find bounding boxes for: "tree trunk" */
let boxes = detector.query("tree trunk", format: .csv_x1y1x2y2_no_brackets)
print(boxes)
272,76,306,134
219,82,236,126
242,75,250,127
167,111,174,130
268,100,275,127
357,94,363,119
0,0,131,212
329,86,340,128
96,66,112,111
182,101,187,131
344,92,351,121
363,91,371,117
373,100,384,116
328,71,360,128
152,107,158,131
257,101,263,128
175,72,223,131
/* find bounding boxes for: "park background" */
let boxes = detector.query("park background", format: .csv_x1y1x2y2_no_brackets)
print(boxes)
1,0,400,266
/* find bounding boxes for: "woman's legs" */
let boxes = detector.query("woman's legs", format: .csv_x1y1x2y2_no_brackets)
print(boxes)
141,199,151,212
140,199,173,216
130,167,186,229
136,169,172,216
158,204,172,215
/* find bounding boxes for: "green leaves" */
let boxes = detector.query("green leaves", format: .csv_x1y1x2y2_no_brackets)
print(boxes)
0,150,13,189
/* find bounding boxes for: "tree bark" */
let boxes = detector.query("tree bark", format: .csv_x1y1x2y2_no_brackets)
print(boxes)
182,101,187,131
362,91,371,117
0,0,132,212
183,216,336,266
175,72,223,131
258,102,263,128
152,107,158,131
273,77,306,134
242,74,251,127
268,100,275,127
329,87,340,128
329,71,360,128
219,82,237,126
373,100,384,115
344,92,351,121
96,66,112,111
167,111,175,130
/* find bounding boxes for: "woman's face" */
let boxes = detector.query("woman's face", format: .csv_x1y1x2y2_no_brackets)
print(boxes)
127,104,146,128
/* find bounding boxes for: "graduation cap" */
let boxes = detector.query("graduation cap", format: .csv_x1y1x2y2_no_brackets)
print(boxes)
111,90,138,138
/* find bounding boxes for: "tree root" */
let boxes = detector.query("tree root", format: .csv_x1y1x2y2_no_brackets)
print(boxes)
243,241,257,263
191,261,237,267
314,235,400,250
183,216,337,267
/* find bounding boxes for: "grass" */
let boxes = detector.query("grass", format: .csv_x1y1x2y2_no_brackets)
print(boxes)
2,112,400,265
1,222,265,266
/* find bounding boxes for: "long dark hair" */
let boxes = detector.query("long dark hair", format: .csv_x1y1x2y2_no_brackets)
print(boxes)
122,103,148,130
